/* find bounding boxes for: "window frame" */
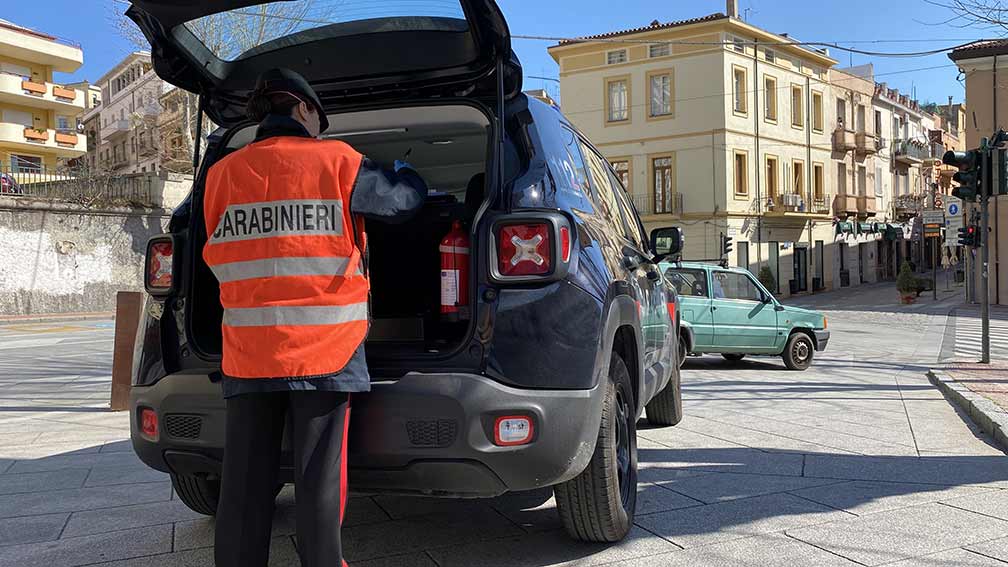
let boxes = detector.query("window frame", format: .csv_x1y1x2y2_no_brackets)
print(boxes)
10,153,43,173
609,158,631,193
732,65,748,116
607,49,628,65
811,90,824,133
667,267,710,298
733,36,746,53
650,153,676,215
646,68,675,120
792,158,806,197
763,74,778,123
733,149,749,198
765,154,779,199
604,75,631,124
649,42,671,58
790,83,804,129
764,48,776,64
812,162,825,201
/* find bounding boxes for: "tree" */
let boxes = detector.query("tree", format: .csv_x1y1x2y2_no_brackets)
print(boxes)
110,1,335,170
925,0,1008,32
757,266,777,294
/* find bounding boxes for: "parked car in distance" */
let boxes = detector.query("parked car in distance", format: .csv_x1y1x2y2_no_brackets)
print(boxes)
660,261,829,370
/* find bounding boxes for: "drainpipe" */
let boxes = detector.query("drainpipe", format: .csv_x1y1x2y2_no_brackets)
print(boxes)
807,74,814,291
754,39,763,265
995,54,1001,304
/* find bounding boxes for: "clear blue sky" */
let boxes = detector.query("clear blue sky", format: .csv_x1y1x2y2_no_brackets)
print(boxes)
5,0,986,105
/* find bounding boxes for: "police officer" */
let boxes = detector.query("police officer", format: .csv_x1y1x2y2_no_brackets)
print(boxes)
204,68,427,567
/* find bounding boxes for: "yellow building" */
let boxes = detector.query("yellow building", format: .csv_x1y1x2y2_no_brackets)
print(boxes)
548,3,961,296
0,19,86,177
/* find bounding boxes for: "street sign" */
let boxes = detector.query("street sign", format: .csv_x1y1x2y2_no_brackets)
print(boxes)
934,196,944,209
924,223,943,238
944,197,964,244
922,210,945,224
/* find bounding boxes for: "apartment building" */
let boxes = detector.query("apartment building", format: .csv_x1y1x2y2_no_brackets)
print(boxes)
0,18,87,176
82,52,166,175
548,4,844,296
548,2,962,296
949,41,1008,305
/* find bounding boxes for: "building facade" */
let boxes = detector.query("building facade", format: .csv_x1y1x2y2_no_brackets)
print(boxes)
950,41,1008,306
548,3,961,296
0,18,87,176
82,52,165,175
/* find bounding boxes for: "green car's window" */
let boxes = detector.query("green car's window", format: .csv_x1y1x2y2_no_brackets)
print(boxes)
666,268,708,297
713,271,762,301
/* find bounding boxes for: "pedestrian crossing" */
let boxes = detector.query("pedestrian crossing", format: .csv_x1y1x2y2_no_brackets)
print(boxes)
946,308,1008,361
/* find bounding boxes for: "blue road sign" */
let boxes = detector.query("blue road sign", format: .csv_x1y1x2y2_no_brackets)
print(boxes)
948,203,960,216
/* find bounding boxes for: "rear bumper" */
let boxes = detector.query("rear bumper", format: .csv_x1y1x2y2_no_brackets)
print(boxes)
130,372,605,497
814,330,830,351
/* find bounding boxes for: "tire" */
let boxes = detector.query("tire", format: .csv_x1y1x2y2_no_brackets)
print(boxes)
646,356,683,427
677,335,688,369
171,473,220,516
782,332,815,371
554,353,638,542
722,353,745,362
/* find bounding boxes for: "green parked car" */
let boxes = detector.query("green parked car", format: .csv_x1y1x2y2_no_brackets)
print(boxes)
660,261,829,370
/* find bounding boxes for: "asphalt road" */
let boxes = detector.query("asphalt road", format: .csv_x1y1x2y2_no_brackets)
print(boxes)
1,283,1008,566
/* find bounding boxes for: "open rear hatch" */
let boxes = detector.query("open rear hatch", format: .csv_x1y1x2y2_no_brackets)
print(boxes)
125,0,520,126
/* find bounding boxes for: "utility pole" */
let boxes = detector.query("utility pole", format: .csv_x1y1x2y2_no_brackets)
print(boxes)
980,138,991,364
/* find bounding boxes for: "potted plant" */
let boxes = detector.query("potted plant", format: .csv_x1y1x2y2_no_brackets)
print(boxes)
896,260,917,304
757,266,777,295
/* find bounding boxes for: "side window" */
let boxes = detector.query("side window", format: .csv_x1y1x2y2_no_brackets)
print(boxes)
608,168,648,251
560,127,591,196
578,140,637,243
667,268,708,297
712,271,763,301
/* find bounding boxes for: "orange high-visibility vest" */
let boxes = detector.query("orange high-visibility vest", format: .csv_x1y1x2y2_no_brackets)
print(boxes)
203,136,369,379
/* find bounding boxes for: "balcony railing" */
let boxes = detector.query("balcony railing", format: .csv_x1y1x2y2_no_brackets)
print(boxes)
855,132,878,155
0,73,84,111
893,139,929,164
632,192,683,216
832,127,856,152
833,193,859,217
857,195,877,216
0,165,161,207
769,193,804,212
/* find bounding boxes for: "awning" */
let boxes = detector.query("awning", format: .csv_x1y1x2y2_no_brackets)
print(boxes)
835,221,854,235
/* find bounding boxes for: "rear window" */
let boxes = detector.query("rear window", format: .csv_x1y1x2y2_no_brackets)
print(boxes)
184,0,469,61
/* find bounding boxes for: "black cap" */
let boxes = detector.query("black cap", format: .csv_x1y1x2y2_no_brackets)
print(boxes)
249,68,329,132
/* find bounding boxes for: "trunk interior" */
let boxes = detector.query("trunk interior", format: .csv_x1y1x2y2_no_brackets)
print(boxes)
188,104,491,363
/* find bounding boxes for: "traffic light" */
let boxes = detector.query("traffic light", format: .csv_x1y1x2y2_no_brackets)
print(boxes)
957,224,981,247
943,149,982,202
720,232,733,257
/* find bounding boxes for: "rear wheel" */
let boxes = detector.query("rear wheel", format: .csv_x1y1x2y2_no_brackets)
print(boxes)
782,332,815,370
646,356,683,427
722,353,745,362
677,335,688,368
171,473,220,516
554,353,637,542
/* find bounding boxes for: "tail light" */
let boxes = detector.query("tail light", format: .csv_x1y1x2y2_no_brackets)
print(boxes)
666,302,676,323
139,407,158,440
145,236,174,295
490,213,572,283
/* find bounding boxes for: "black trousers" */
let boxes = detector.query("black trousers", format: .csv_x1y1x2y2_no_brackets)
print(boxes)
215,391,351,567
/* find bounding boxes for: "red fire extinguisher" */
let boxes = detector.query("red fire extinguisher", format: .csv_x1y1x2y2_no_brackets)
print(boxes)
440,220,470,320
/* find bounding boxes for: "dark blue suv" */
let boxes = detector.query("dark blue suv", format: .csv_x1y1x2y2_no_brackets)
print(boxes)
126,0,682,543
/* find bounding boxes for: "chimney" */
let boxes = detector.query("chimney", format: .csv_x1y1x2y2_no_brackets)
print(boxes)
726,0,738,18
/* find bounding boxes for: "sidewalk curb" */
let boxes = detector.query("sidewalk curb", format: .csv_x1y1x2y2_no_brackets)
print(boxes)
928,369,1008,454
0,312,114,325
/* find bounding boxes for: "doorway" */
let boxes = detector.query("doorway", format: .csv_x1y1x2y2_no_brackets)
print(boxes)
858,244,865,284
793,247,809,293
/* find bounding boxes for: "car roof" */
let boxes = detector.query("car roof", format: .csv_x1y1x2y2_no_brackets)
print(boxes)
659,261,750,274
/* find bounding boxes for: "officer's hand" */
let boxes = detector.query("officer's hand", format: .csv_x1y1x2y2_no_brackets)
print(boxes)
394,160,413,172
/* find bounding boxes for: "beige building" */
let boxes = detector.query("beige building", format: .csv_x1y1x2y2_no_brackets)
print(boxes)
82,52,165,175
549,3,961,296
0,18,87,176
950,41,1008,305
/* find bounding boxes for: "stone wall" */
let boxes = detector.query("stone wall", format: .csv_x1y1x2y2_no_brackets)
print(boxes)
0,197,171,316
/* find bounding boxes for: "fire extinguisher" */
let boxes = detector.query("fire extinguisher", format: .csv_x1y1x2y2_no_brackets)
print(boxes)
440,220,470,321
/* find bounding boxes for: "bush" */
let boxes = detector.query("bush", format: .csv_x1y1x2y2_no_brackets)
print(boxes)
896,261,916,293
757,266,777,293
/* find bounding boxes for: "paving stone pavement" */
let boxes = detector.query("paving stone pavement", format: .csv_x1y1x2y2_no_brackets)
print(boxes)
2,284,1008,567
